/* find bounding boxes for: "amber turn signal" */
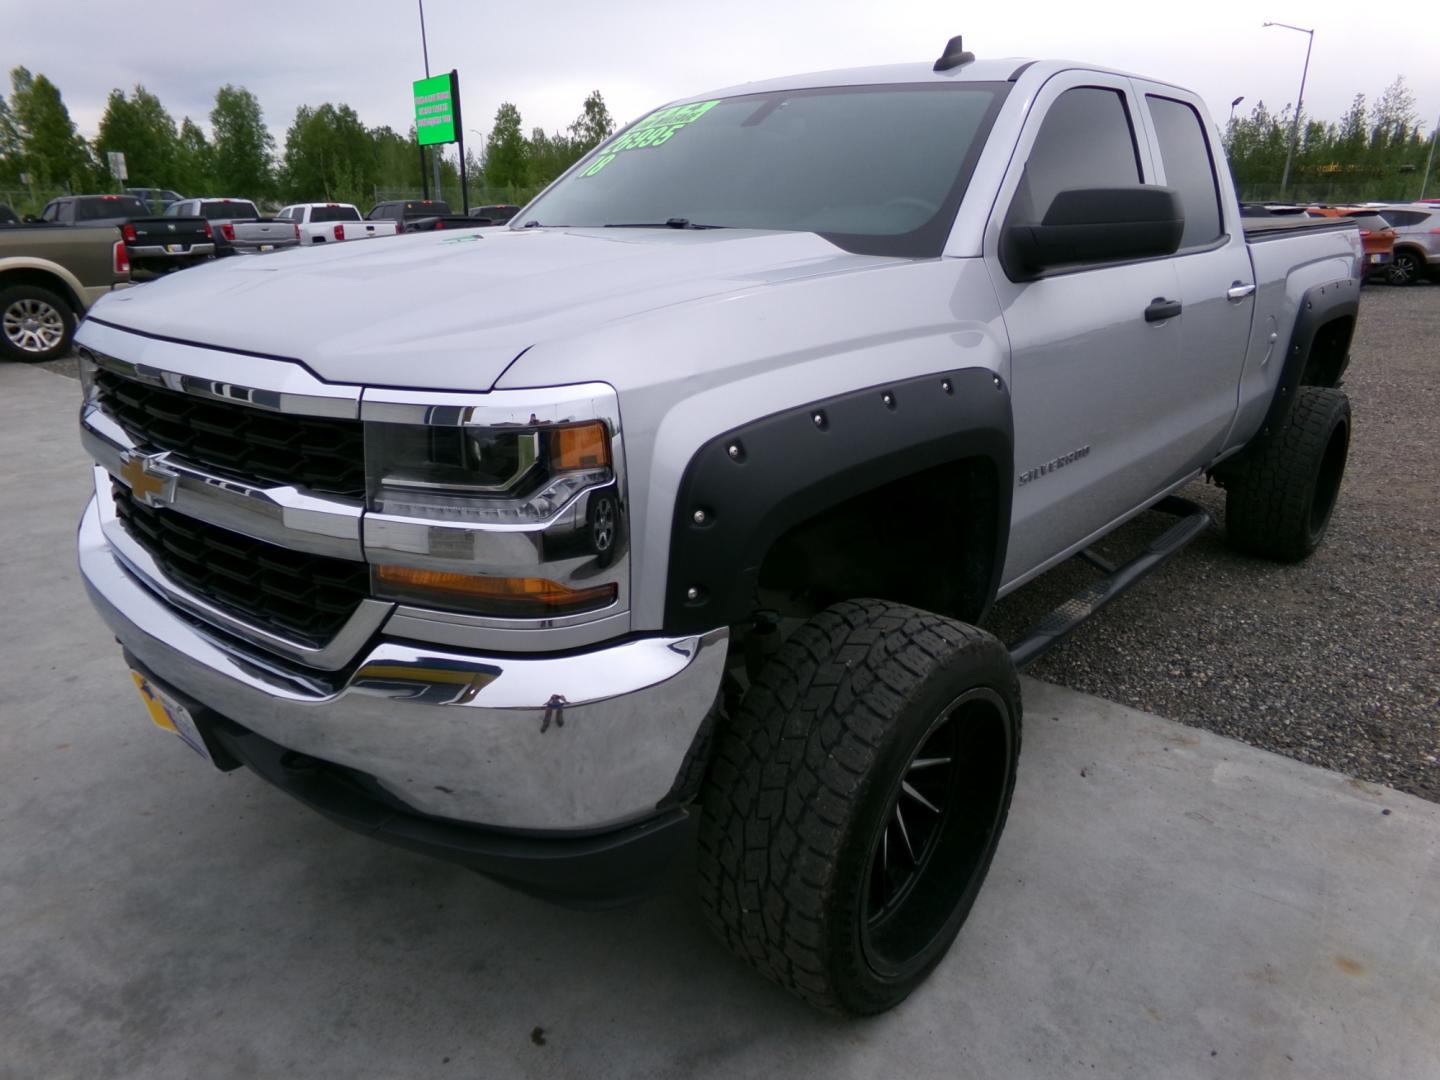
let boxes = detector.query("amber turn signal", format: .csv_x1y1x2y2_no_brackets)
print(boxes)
374,565,617,617
550,421,611,471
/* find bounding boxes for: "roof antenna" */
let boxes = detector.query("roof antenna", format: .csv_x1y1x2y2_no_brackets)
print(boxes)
933,35,975,72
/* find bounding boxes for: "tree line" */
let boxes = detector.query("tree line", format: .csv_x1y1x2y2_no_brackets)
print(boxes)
0,66,614,213
1225,75,1434,202
4,64,1433,214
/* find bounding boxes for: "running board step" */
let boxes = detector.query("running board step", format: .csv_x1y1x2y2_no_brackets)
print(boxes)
1007,496,1212,670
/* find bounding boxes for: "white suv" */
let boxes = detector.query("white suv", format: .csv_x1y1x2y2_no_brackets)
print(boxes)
1376,203,1440,285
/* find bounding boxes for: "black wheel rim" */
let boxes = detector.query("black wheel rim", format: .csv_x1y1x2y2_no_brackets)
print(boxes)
1387,255,1415,285
860,686,1012,979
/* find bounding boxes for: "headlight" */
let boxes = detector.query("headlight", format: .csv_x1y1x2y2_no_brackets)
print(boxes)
364,416,623,618
366,419,612,524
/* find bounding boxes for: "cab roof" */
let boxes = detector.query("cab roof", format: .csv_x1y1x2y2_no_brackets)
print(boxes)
686,56,1186,105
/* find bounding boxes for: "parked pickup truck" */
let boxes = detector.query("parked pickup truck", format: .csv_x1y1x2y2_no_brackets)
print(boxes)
366,199,478,232
0,222,131,361
37,194,214,273
276,202,398,245
75,40,1363,1017
165,198,300,256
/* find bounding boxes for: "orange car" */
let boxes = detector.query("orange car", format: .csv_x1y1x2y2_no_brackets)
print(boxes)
1308,206,1396,277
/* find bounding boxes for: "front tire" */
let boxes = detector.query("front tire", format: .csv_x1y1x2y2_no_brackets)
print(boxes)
697,599,1021,1015
0,283,76,363
1225,386,1351,562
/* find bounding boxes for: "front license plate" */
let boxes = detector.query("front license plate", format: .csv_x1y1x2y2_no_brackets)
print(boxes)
1369,253,1385,263
130,671,210,762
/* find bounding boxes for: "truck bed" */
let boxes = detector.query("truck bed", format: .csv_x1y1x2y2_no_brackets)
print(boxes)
1243,216,1357,242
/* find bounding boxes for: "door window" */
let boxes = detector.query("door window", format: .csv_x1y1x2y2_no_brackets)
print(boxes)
1010,87,1141,227
1146,95,1222,248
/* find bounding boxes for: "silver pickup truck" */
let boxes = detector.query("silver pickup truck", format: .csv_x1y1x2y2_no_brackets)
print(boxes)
166,198,300,256
75,40,1362,1015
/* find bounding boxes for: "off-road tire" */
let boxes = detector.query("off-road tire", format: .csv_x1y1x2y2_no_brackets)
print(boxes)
1225,386,1351,562
0,283,76,363
697,599,1021,1015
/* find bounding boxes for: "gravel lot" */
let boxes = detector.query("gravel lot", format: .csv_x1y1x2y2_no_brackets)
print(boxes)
989,283,1440,803
32,285,1439,802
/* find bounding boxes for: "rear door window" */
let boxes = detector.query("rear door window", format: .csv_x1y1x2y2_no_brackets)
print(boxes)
1145,95,1223,248
1010,86,1142,227
201,201,259,220
76,197,147,220
309,205,362,223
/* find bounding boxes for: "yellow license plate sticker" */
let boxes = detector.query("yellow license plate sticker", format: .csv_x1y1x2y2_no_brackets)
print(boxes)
130,671,210,761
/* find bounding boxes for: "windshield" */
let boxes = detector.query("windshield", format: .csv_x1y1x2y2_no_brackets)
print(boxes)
519,83,1008,257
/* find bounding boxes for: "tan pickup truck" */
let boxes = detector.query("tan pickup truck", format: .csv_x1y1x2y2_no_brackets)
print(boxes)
1,224,133,362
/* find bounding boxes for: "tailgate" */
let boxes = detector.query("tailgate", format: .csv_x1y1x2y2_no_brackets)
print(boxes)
237,222,295,241
129,217,211,247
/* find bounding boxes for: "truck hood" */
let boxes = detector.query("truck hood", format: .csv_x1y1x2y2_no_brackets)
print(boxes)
88,227,891,390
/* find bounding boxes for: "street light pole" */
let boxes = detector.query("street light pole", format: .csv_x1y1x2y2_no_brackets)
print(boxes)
418,0,441,200
1264,21,1314,198
1421,109,1439,200
1228,95,1245,149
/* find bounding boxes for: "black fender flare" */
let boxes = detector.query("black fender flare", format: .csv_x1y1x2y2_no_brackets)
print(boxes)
1222,276,1359,472
662,367,1013,634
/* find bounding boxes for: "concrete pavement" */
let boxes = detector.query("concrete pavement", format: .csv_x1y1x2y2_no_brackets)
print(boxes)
3,360,1437,1079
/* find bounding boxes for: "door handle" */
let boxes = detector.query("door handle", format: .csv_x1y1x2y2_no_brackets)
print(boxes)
1227,281,1257,300
1145,297,1182,322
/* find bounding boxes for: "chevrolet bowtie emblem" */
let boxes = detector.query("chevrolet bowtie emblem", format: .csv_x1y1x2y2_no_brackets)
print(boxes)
118,453,176,507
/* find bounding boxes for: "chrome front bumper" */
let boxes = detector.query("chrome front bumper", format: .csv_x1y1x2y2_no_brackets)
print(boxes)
78,495,728,832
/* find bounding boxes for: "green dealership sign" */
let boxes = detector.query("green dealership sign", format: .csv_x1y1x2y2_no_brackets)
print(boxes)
414,72,457,146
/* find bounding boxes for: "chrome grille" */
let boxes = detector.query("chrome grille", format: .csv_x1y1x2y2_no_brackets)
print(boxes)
94,368,366,497
111,481,369,646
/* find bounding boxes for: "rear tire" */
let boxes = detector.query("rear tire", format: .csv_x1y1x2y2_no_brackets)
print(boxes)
1225,386,1351,562
0,283,76,363
1385,250,1423,286
697,599,1021,1015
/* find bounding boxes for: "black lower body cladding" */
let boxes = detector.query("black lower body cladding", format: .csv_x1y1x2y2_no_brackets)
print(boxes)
664,367,1014,633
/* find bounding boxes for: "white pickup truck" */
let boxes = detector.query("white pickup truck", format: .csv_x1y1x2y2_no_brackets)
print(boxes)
275,203,398,245
76,40,1362,1015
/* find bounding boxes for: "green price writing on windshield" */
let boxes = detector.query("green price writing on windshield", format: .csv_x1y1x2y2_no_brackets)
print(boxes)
579,100,720,177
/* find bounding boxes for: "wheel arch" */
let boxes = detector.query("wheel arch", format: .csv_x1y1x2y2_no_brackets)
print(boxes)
1219,276,1358,474
662,367,1013,634
1392,242,1428,265
0,261,86,316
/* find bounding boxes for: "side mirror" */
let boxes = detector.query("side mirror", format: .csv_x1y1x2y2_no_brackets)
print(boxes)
24,215,38,224
1004,186,1184,277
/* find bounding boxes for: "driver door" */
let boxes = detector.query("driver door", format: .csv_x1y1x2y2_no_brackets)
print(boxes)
986,74,1193,589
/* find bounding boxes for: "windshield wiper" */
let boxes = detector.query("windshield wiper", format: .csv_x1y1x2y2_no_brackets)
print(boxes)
603,218,728,230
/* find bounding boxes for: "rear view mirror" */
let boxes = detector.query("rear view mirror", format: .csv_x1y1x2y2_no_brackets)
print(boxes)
1004,186,1184,277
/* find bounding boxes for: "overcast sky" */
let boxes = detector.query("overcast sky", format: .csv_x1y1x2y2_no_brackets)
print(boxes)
3,0,1436,161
